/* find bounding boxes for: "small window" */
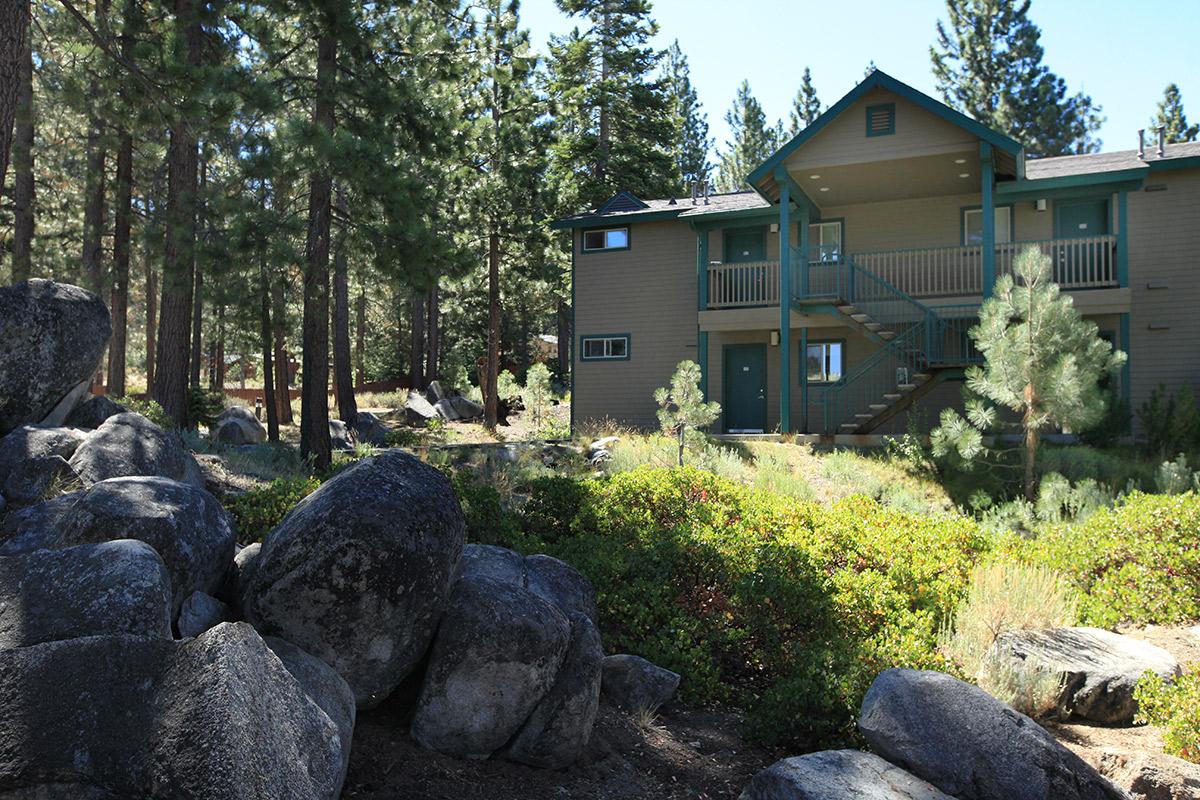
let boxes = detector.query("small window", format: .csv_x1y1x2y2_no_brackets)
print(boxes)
582,227,630,252
808,221,843,263
866,103,895,137
580,335,630,361
963,207,1013,245
805,341,844,383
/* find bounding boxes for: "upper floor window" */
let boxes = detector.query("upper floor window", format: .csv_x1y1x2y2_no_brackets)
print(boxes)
809,220,843,263
963,207,1012,246
866,103,895,137
580,334,630,361
582,227,630,252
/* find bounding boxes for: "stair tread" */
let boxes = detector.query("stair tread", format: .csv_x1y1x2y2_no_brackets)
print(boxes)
899,384,917,391
854,413,874,419
837,305,857,313
883,393,902,401
869,404,888,411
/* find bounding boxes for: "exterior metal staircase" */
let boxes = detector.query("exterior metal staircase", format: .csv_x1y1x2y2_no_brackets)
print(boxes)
791,250,982,434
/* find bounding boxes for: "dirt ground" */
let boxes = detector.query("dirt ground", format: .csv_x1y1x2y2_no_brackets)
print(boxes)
342,702,774,800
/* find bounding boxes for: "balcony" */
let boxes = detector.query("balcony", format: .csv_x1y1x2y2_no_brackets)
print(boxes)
703,235,1119,308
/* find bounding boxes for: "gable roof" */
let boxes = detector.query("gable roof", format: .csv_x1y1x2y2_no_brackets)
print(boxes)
746,69,1024,197
597,190,650,213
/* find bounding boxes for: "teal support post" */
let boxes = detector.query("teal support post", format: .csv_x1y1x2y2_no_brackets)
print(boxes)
697,229,709,398
800,327,809,433
798,203,810,296
778,177,792,433
1120,312,1132,431
1117,190,1129,287
980,141,996,297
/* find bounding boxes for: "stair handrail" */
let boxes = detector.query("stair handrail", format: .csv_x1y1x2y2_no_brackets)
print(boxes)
817,320,928,433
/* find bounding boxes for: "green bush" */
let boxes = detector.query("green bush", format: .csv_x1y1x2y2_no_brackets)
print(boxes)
1135,667,1200,763
114,395,173,430
189,388,226,430
1139,384,1200,459
225,476,322,543
511,466,986,749
1009,492,1200,627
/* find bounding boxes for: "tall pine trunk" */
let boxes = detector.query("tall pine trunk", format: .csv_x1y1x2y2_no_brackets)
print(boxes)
409,291,425,390
189,269,203,387
0,0,29,192
557,297,570,387
484,230,500,429
332,244,355,423
108,128,133,397
259,263,278,442
81,0,111,294
354,290,365,390
145,264,156,393
299,30,336,468
272,279,293,424
1023,383,1038,502
214,304,225,389
154,0,201,427
11,20,33,282
425,286,439,383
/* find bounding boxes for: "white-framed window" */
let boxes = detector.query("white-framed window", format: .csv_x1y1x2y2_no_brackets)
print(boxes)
581,227,630,252
963,207,1012,245
580,334,630,361
805,340,844,383
809,220,843,262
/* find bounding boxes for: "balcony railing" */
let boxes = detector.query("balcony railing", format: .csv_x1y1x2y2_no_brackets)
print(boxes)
706,260,779,308
852,235,1119,298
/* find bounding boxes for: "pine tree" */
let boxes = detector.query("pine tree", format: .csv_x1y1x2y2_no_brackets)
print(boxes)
1151,83,1199,144
931,0,1103,156
662,39,709,189
0,0,29,191
547,0,674,211
715,80,779,193
931,247,1125,500
655,360,720,466
10,11,33,282
788,66,821,137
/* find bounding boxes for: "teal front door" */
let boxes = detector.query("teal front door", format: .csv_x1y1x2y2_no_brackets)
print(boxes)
724,227,766,263
724,344,768,432
1055,199,1110,284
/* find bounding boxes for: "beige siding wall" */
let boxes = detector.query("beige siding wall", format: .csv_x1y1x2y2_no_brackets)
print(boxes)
785,87,976,171
573,221,697,429
1127,169,1200,414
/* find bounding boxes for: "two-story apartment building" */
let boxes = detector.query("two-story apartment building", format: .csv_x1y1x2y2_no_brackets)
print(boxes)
554,70,1200,437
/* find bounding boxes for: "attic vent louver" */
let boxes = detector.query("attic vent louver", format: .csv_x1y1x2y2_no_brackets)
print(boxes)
865,103,895,137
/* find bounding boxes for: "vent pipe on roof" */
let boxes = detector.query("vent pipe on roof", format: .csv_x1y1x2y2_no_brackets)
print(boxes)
1157,126,1166,158
1137,129,1145,160
690,182,698,205
703,180,711,205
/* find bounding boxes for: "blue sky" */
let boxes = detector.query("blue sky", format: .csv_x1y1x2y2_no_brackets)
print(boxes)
520,0,1199,157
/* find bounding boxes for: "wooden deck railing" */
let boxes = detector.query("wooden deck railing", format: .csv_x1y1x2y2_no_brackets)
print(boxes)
850,235,1119,299
706,260,779,308
704,236,1119,309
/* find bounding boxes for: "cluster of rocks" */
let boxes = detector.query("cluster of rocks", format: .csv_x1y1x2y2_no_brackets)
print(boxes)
0,279,679,798
405,380,485,423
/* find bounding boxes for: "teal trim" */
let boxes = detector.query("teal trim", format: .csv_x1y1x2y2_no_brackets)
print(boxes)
777,170,822,220
865,102,896,137
578,224,631,254
569,238,576,435
697,230,709,396
687,206,777,227
799,328,809,432
1120,313,1131,429
981,142,996,298
959,203,1016,245
778,175,792,433
1148,155,1200,172
1117,190,1129,287
996,169,1146,200
747,69,1023,191
551,208,682,230
579,334,631,361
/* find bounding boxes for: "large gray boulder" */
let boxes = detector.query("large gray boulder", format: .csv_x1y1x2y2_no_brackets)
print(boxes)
329,418,355,451
0,540,173,649
265,635,357,771
739,750,955,800
65,394,128,429
177,590,228,638
69,412,204,487
988,627,1181,724
0,490,80,542
0,424,88,487
506,611,604,769
0,476,236,615
601,654,681,713
411,576,571,759
1098,752,1200,800
2,453,79,505
455,544,598,624
858,669,1128,800
351,411,390,446
240,449,465,708
0,280,112,437
213,405,267,445
0,623,348,799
